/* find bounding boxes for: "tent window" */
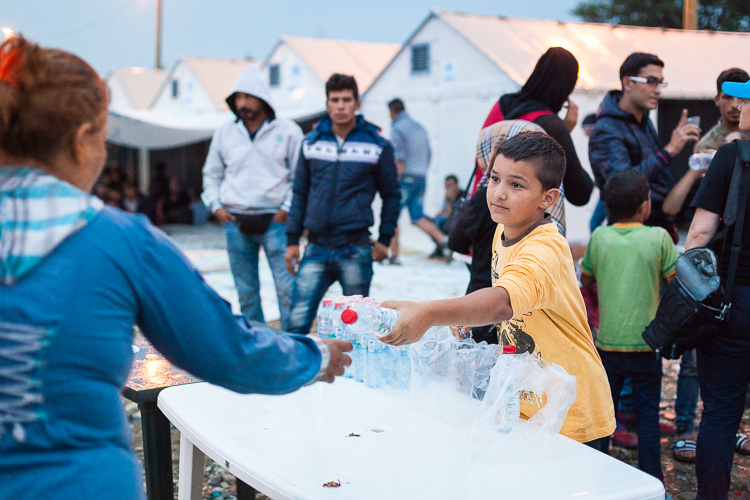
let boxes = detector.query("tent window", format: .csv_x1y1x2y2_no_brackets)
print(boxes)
171,79,179,99
411,43,430,75
269,64,280,88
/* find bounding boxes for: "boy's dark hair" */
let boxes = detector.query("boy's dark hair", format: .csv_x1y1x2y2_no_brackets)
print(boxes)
495,131,566,191
619,52,664,81
445,174,458,184
602,170,650,221
388,98,405,114
325,73,359,100
717,67,750,95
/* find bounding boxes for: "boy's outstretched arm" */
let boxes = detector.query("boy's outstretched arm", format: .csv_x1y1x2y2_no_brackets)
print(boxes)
379,287,514,346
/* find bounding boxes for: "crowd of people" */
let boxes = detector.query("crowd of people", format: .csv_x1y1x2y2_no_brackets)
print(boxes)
92,162,202,226
2,30,750,500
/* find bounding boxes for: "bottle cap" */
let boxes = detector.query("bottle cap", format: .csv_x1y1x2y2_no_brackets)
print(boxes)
322,298,333,306
502,345,516,354
341,308,358,324
334,302,345,309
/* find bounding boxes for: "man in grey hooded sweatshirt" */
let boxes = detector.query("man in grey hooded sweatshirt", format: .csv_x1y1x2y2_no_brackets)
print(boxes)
202,65,303,330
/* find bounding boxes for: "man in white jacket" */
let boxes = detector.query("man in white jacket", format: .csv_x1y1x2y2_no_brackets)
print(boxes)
202,66,303,330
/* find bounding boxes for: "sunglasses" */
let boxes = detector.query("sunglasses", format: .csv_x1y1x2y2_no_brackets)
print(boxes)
628,76,668,89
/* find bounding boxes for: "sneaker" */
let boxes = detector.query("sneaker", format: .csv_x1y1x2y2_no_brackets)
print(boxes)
429,244,445,259
611,424,638,449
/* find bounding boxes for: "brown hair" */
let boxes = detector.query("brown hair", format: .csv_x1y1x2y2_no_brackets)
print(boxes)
0,35,107,164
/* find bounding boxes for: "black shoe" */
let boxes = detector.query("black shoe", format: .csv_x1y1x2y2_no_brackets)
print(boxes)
429,244,445,259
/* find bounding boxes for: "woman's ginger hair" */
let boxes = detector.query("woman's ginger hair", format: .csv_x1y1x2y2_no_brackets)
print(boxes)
0,35,108,164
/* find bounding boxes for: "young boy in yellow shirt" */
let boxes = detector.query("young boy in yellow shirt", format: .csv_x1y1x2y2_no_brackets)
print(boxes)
380,131,616,447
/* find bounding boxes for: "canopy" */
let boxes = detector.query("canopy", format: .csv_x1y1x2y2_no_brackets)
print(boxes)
107,109,234,150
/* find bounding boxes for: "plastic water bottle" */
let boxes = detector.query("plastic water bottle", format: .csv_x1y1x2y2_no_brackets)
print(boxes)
340,304,398,337
317,299,333,338
688,151,715,171
364,334,388,388
497,345,521,433
331,302,346,340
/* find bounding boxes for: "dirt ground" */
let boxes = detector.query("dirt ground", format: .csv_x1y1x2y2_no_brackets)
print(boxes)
127,355,750,500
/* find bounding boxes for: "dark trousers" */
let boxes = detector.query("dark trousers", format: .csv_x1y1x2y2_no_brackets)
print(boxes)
599,349,663,481
696,285,750,500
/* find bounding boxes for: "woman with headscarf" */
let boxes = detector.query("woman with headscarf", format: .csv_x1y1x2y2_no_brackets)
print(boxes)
477,47,594,210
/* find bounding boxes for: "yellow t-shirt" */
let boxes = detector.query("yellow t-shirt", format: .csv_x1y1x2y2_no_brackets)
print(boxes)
491,217,616,443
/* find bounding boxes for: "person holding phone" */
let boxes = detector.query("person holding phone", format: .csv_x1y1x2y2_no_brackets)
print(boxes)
589,52,701,240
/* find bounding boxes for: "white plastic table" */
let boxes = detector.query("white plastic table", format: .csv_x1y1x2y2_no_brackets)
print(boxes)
158,380,665,500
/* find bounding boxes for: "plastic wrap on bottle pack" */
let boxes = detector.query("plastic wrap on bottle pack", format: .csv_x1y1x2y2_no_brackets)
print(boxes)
407,327,498,424
469,351,577,460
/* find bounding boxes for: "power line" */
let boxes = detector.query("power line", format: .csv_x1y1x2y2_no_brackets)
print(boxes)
34,0,139,39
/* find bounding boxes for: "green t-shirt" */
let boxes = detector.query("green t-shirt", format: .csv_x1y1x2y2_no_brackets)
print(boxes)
580,223,680,351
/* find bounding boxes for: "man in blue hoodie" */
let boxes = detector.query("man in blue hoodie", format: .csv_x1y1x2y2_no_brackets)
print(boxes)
589,52,700,234
285,74,400,334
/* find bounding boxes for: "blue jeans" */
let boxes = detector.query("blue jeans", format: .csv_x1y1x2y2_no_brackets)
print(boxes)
675,348,699,435
288,243,373,334
224,220,293,330
589,199,607,234
695,286,750,500
400,175,426,222
599,349,663,481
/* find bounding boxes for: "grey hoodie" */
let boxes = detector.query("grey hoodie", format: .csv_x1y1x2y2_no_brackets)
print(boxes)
202,66,303,214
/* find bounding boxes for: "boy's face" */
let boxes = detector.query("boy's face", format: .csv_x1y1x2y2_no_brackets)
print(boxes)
486,155,559,239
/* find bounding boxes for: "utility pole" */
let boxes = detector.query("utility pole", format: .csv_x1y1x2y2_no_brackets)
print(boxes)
683,0,698,30
155,0,163,69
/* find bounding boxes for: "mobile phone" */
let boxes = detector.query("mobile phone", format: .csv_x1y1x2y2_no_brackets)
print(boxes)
686,116,701,127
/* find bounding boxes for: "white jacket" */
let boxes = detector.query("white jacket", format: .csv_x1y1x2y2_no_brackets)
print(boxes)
202,66,303,214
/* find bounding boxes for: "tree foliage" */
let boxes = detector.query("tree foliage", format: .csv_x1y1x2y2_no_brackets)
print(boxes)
573,0,750,31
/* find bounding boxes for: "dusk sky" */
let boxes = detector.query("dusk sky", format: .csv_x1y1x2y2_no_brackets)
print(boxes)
2,0,581,75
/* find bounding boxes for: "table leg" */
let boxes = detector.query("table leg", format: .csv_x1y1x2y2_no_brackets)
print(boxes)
236,479,258,500
139,401,174,500
178,433,204,500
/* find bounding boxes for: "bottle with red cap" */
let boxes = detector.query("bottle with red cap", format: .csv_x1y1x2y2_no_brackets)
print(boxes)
497,344,521,433
340,304,398,336
331,301,346,340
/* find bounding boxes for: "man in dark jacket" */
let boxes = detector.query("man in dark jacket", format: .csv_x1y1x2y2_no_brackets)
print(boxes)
285,74,400,333
589,52,700,232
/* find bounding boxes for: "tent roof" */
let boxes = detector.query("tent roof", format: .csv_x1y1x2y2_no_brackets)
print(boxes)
420,10,750,98
180,57,260,110
280,36,400,93
108,67,168,109
107,109,233,149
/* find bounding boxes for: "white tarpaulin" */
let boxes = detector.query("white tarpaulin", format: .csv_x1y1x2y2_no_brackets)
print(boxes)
107,109,235,149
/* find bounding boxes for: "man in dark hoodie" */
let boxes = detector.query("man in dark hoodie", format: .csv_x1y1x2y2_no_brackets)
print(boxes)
202,65,303,330
589,52,700,235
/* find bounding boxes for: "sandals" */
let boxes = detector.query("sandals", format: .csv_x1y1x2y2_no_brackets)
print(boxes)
672,438,697,463
736,433,750,455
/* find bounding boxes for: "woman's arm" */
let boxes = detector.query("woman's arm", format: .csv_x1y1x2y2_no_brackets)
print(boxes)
662,168,706,216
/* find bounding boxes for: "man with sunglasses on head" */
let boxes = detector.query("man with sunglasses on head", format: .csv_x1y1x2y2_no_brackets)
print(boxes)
589,52,700,237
